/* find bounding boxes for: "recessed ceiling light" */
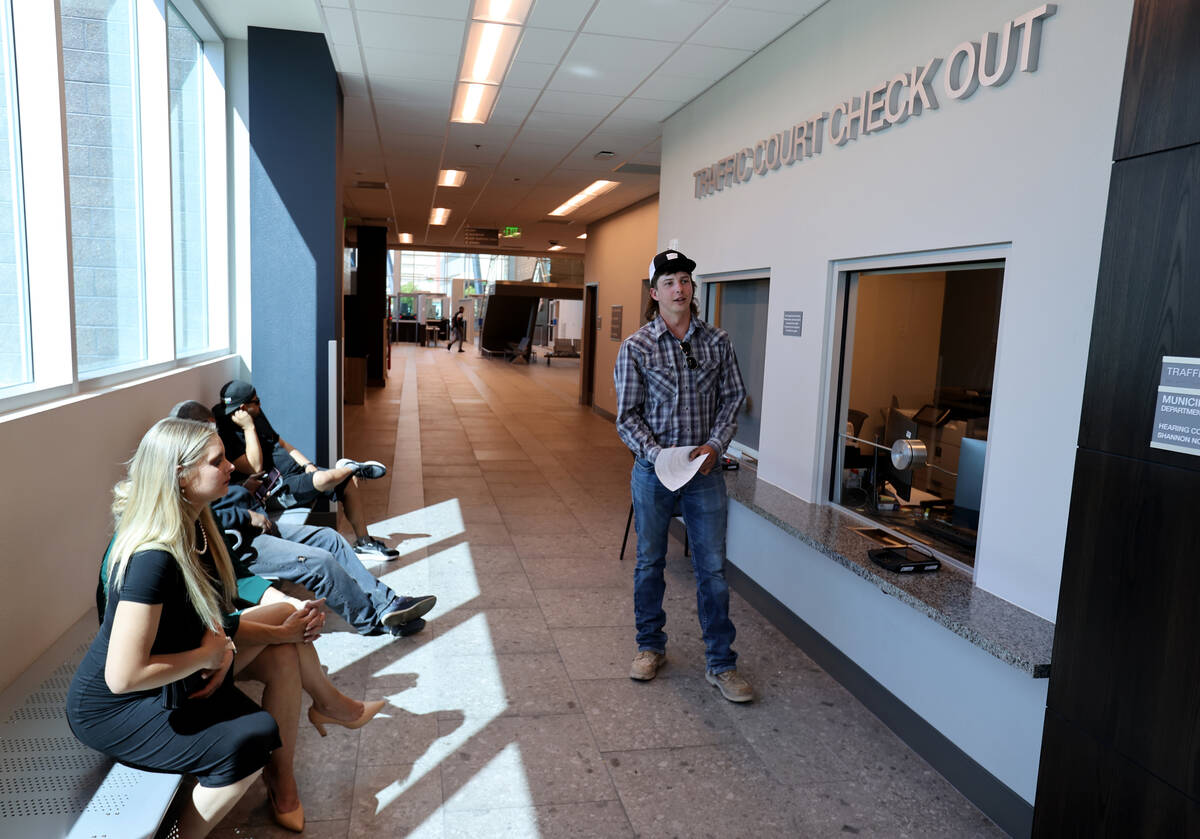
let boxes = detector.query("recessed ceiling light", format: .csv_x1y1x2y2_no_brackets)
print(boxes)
548,180,619,217
451,82,499,124
577,233,587,239
398,233,413,244
592,150,615,160
429,208,451,225
472,0,533,25
438,169,467,187
547,242,565,251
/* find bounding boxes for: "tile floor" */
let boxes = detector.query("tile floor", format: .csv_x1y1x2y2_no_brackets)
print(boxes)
213,342,1005,838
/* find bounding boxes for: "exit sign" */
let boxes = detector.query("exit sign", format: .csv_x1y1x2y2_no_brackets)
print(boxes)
501,226,521,238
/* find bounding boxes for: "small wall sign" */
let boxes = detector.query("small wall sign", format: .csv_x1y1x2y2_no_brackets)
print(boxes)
1150,356,1200,456
783,311,803,337
610,306,623,341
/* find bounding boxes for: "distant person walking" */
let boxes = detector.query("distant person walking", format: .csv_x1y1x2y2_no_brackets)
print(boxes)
613,249,753,703
448,306,466,352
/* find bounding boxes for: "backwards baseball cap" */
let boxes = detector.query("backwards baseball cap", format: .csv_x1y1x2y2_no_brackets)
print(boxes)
217,380,256,415
648,249,697,283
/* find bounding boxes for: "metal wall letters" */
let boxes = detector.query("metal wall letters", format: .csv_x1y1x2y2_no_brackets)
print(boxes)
692,4,1057,199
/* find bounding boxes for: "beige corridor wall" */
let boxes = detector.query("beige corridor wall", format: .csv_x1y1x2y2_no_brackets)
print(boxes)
586,195,658,418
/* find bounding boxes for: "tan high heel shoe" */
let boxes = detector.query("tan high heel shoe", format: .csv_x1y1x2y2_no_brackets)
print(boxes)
267,787,305,833
307,699,385,737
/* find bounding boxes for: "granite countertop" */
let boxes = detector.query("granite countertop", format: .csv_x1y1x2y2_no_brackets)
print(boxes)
724,468,1054,678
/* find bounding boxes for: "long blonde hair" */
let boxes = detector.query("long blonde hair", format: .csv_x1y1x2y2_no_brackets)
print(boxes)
108,418,237,632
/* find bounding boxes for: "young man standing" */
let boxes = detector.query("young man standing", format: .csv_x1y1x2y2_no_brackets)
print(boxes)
613,249,753,702
448,306,466,352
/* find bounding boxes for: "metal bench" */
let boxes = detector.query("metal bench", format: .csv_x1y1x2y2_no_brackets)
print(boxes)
0,615,181,839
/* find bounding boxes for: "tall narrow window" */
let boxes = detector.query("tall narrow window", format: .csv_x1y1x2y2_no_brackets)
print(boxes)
167,4,206,354
705,278,769,453
62,0,146,375
0,0,27,389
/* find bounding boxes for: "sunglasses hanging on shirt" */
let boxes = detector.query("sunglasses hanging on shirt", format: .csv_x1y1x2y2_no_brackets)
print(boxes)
678,340,698,370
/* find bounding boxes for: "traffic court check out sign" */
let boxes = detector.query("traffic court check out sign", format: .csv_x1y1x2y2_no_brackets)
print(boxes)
692,4,1058,199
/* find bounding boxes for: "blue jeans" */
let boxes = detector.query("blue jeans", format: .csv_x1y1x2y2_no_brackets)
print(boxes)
249,524,399,634
630,457,736,673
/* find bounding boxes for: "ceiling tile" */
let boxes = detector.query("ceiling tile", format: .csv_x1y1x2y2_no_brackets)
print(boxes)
333,44,363,74
345,129,381,154
376,104,451,134
608,96,682,122
448,121,522,146
324,7,357,45
503,60,557,90
322,0,351,7
353,0,469,19
631,71,709,100
594,116,662,140
376,131,445,155
489,85,541,125
584,0,715,41
525,0,594,31
729,0,824,14
443,136,506,165
548,32,669,96
343,96,375,131
356,11,465,53
364,47,459,81
534,89,622,117
514,27,574,65
339,73,369,97
369,75,453,105
689,5,800,50
524,109,604,134
657,43,750,80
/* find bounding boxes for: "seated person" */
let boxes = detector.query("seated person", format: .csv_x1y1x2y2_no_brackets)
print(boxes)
73,418,385,837
173,401,436,637
213,379,396,557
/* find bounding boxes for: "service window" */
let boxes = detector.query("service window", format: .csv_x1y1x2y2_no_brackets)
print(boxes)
830,262,1002,568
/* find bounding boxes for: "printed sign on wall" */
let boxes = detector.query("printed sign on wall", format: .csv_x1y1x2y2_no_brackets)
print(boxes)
783,311,803,336
610,306,623,341
1150,356,1200,456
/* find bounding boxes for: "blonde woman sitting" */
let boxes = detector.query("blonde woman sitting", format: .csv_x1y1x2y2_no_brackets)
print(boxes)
69,418,382,837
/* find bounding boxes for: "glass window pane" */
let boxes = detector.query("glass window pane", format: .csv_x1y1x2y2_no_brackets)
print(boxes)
167,4,206,354
0,0,28,389
706,279,768,451
62,0,145,375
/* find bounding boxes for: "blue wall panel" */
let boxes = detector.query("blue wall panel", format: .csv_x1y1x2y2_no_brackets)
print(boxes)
248,27,340,464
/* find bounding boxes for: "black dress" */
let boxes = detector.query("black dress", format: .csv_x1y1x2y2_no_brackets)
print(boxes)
67,549,280,787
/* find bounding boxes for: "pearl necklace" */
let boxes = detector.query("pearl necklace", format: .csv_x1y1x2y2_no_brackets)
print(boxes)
194,523,208,555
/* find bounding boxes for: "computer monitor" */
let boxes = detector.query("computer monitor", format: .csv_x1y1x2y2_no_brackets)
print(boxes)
881,407,919,502
952,437,986,529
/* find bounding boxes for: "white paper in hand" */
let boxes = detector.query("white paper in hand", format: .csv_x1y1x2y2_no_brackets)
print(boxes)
654,446,706,491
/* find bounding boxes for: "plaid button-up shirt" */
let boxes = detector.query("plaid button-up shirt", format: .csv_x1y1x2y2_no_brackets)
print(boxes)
614,315,747,463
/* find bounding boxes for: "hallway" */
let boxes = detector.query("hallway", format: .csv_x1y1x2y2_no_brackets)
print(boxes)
215,343,1003,838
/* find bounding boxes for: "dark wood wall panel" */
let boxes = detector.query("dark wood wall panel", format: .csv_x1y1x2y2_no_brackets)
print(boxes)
1114,0,1200,160
1049,449,1200,797
1033,712,1200,837
1077,144,1200,464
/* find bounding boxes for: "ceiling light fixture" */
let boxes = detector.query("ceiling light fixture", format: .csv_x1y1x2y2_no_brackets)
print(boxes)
548,180,619,217
473,0,532,25
438,169,467,187
429,208,451,225
450,1,530,124
547,241,565,251
398,233,413,244
577,233,587,239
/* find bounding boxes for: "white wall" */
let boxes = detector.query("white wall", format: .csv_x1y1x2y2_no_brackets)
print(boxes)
658,0,1134,620
0,358,244,690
